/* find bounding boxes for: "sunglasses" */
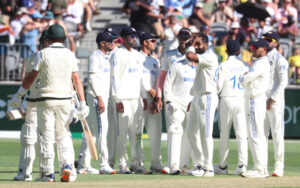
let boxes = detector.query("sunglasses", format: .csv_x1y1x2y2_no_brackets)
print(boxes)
147,39,157,43
264,37,277,43
250,45,258,50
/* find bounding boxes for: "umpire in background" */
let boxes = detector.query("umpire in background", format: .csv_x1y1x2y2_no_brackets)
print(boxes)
9,24,89,182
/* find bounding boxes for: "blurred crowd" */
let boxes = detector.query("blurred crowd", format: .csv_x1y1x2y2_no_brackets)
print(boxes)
0,0,100,80
122,0,300,85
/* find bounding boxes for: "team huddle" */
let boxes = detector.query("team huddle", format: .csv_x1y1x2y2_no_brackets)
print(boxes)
8,23,288,182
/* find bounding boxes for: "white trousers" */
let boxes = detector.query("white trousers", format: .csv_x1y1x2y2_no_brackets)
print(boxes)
78,94,109,168
166,102,194,169
264,96,285,171
245,97,268,171
187,93,218,171
218,97,248,168
116,99,144,168
37,104,74,175
18,105,38,176
144,99,163,167
107,97,117,167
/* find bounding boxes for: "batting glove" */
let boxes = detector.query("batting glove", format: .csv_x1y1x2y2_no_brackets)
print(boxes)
77,101,89,120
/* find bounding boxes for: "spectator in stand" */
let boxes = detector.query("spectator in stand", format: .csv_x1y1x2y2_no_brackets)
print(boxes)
169,6,189,28
240,17,257,41
202,0,216,18
64,0,84,38
210,0,234,28
261,0,276,26
10,7,30,43
164,0,197,17
188,2,211,28
275,0,298,24
47,0,67,20
226,21,248,46
122,0,152,33
146,0,165,39
0,0,19,18
256,18,273,39
288,45,300,84
277,15,298,39
161,15,182,57
78,0,100,31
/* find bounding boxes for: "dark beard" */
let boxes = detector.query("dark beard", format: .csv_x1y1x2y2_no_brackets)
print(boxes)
196,48,205,54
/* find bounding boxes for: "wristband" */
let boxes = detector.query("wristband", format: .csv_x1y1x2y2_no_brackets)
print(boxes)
17,86,28,96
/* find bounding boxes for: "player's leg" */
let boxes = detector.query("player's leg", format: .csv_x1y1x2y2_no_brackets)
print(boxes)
116,100,131,173
97,98,116,174
232,98,248,175
215,97,232,174
107,98,117,168
269,99,285,176
37,106,56,181
179,113,192,172
77,94,98,174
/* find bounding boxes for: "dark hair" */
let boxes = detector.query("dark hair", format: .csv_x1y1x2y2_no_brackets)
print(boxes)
198,33,208,43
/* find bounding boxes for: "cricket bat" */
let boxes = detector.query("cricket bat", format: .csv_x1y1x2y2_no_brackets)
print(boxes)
6,109,25,120
80,118,98,161
73,92,98,161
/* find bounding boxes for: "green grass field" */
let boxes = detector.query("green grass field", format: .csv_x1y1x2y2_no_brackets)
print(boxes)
0,138,300,188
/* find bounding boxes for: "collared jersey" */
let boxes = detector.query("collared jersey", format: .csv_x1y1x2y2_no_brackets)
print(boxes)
239,56,270,98
111,46,144,103
87,49,111,99
190,50,219,96
32,42,78,98
217,56,249,97
161,48,186,71
164,59,196,109
266,48,289,101
141,51,160,98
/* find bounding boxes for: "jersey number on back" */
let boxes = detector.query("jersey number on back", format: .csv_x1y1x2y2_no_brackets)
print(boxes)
230,75,243,90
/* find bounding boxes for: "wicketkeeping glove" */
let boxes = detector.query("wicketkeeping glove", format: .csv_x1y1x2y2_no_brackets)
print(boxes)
77,101,89,120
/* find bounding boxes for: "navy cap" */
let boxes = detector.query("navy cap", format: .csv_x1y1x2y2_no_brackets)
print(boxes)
96,31,116,43
250,38,269,48
178,28,192,40
120,27,137,37
226,39,240,54
104,27,118,37
263,31,279,42
139,32,159,43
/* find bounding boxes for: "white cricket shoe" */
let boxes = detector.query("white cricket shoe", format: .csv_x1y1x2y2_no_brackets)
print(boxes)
77,167,99,174
120,166,131,174
188,165,205,177
233,165,247,175
213,165,228,175
61,165,73,182
203,170,214,177
272,169,284,177
242,169,269,178
99,165,117,174
13,173,32,181
169,164,180,175
181,165,191,174
150,164,169,174
36,173,55,182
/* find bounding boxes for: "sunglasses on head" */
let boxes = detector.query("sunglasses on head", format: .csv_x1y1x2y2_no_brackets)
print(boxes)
264,37,277,43
147,39,157,43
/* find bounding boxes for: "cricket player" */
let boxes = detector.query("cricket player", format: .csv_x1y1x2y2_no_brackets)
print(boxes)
139,32,168,174
186,33,219,177
263,31,289,177
239,38,270,178
214,40,249,175
13,30,48,181
9,24,89,182
111,27,147,174
77,31,117,174
164,52,196,175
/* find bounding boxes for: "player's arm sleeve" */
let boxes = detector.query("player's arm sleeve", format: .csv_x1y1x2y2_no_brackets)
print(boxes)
111,52,122,103
217,65,226,94
197,53,215,68
270,58,289,101
239,63,263,84
154,60,161,90
88,55,103,97
164,64,176,103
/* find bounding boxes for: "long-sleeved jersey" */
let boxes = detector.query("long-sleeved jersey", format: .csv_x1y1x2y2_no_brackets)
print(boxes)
190,50,219,96
86,49,111,99
111,46,145,103
164,59,196,109
217,56,249,97
266,48,289,101
239,56,270,98
141,51,160,99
